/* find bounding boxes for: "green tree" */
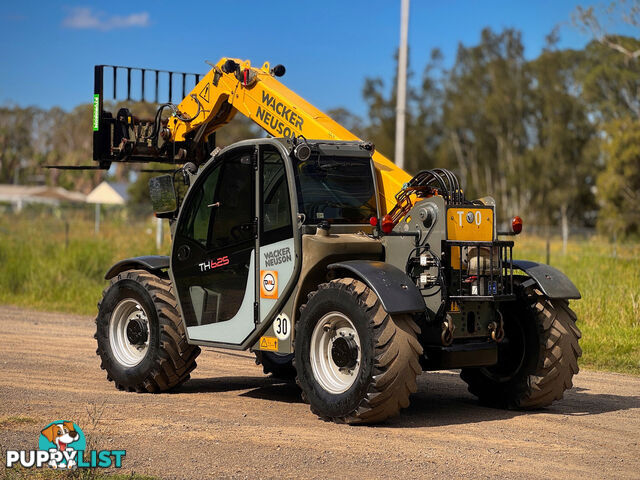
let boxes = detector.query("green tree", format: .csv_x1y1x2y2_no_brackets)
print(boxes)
579,37,640,121
596,118,640,238
45,104,103,193
361,48,444,174
573,2,640,238
437,28,530,220
573,1,640,64
0,106,43,184
526,45,598,247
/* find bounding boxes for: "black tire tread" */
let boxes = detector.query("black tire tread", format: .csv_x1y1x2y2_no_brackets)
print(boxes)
95,269,201,393
297,278,423,424
460,283,581,409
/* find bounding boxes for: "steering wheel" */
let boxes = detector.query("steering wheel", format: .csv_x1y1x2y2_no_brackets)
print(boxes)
230,223,254,241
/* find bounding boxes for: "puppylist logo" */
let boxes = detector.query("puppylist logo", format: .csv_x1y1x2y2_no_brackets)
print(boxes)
5,420,125,469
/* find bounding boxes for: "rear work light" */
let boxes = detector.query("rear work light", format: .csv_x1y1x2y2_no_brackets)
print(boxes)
512,216,523,234
381,214,395,234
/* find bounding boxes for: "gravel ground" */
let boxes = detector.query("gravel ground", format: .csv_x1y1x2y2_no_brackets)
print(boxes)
0,305,638,479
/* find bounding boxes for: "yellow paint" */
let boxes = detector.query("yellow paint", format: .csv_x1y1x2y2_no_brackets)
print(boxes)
446,207,494,241
446,207,494,269
168,58,410,214
259,336,279,351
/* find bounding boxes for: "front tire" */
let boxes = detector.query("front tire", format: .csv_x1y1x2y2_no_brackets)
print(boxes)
95,269,200,392
295,278,422,424
460,279,582,409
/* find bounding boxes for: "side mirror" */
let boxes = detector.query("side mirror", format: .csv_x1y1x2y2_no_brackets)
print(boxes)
149,175,177,217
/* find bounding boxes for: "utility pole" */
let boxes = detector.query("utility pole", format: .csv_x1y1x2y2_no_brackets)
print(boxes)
394,0,410,170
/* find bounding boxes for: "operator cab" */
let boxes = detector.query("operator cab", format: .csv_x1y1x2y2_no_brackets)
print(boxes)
164,138,378,349
291,146,378,229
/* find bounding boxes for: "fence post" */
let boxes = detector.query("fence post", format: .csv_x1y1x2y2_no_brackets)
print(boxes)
546,238,551,266
156,217,163,251
94,204,100,234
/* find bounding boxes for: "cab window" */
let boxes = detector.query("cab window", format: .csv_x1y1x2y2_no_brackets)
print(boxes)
177,150,255,250
292,155,377,224
261,147,293,245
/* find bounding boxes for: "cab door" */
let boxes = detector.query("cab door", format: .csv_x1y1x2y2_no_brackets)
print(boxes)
171,146,258,346
257,145,296,326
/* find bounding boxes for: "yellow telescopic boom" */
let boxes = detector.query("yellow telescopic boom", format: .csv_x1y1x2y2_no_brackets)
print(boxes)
167,58,410,214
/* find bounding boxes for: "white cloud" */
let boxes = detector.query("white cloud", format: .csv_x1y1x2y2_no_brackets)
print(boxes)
62,7,149,31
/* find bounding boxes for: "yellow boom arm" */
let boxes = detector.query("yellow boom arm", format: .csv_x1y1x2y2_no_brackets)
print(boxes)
167,58,410,214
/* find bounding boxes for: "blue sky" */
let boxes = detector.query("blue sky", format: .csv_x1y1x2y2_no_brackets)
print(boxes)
0,1,619,117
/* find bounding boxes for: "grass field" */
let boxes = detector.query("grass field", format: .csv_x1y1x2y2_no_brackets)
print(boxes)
1,431,155,479
0,209,169,315
514,236,640,374
1,467,156,480
0,209,638,374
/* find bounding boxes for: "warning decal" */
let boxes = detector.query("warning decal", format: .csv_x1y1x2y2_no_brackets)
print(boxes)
259,336,278,351
199,83,210,103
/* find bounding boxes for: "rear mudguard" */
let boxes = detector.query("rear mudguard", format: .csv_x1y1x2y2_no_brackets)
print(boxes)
328,260,425,315
104,255,170,280
510,260,581,299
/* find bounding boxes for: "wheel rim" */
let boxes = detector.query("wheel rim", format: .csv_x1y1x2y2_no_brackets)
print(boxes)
310,311,361,394
109,299,150,367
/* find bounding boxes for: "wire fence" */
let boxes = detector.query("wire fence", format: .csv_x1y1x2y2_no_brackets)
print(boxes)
521,224,597,240
515,224,634,264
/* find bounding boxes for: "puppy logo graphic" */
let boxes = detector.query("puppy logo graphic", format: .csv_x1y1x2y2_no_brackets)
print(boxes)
5,420,126,469
41,422,79,451
38,421,85,468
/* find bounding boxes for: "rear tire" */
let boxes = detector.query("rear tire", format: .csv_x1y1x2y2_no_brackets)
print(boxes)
95,269,200,392
295,278,422,424
460,279,582,409
255,351,296,380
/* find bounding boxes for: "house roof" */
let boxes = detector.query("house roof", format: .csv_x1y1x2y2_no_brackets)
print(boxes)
86,181,129,205
0,184,86,204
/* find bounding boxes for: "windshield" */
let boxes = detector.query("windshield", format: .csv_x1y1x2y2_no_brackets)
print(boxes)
293,155,377,224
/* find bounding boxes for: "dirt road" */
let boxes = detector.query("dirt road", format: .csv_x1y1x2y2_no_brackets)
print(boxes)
0,306,638,479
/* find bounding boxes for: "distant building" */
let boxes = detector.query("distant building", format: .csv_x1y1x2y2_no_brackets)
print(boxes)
86,181,130,233
86,181,130,205
0,184,86,212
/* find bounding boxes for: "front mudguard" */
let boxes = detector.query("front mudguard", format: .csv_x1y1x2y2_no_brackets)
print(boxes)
327,260,425,315
509,260,581,299
104,255,170,280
